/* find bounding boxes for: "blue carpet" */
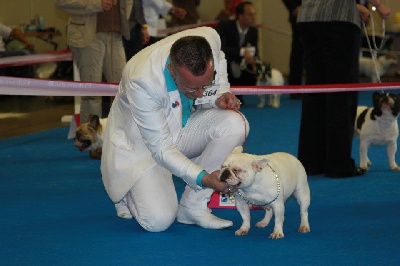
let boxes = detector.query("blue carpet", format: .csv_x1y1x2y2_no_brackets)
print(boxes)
1,91,399,266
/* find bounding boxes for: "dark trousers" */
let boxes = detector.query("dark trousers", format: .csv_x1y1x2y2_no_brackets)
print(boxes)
288,21,304,85
297,22,361,176
0,50,34,78
123,24,144,61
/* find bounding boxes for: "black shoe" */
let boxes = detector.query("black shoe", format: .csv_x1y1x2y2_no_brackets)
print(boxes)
325,167,366,178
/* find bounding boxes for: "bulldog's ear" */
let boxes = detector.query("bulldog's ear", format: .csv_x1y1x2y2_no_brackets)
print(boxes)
252,158,269,172
232,146,243,154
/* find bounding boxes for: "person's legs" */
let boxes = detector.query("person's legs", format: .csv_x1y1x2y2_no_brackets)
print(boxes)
70,35,104,124
321,22,361,176
297,22,327,174
123,24,143,61
289,21,304,86
125,165,178,232
175,108,249,228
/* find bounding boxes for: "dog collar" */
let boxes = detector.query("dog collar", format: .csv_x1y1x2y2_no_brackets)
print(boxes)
235,163,281,211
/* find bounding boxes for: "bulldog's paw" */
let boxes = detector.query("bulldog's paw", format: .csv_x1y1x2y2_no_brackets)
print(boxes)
390,166,400,171
298,226,310,233
235,228,249,236
255,220,269,228
269,231,284,239
89,149,102,160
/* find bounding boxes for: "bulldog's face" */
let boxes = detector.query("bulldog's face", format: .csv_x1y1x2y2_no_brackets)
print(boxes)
219,146,269,188
255,61,272,86
373,92,400,117
74,115,102,151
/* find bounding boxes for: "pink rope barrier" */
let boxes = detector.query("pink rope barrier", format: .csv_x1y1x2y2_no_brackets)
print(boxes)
0,50,72,67
1,76,400,96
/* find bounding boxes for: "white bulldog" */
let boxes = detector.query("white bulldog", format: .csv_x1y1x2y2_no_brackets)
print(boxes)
355,92,400,171
219,146,310,239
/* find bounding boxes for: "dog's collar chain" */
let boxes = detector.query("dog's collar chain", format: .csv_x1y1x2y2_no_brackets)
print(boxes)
236,163,281,210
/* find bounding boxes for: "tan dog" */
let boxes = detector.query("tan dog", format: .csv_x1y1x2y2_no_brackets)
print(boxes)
74,115,107,160
219,146,310,239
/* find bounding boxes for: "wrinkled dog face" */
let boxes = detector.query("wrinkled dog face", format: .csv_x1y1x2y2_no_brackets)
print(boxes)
219,146,270,188
74,124,98,151
373,92,400,117
255,61,272,86
74,115,101,151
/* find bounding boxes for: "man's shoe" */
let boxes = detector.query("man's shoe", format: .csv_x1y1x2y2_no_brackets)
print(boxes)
325,167,367,178
177,205,233,229
115,200,133,219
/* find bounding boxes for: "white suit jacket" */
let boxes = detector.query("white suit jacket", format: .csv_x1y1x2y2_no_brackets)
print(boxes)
101,27,231,202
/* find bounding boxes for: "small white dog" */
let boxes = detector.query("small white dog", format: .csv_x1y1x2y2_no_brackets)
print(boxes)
359,54,398,83
255,61,285,109
219,146,310,239
355,92,400,171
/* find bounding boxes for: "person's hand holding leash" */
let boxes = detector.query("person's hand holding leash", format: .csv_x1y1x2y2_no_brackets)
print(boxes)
201,170,237,193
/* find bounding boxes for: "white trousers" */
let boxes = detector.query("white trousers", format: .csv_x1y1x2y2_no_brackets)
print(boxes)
70,32,126,123
125,108,249,232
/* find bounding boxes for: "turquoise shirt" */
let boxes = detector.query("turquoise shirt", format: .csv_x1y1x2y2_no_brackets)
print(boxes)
164,57,205,187
164,57,194,127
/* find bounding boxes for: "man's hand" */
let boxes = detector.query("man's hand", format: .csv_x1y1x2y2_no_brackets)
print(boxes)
102,0,116,11
170,7,187,20
215,92,241,111
201,170,237,193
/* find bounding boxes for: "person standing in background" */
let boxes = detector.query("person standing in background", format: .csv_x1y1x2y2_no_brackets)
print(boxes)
142,0,186,46
282,0,303,100
215,0,235,21
170,0,201,27
56,0,131,125
215,1,257,105
123,0,150,61
296,0,391,178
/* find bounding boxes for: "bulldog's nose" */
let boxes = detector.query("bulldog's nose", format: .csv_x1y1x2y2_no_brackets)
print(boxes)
220,168,231,182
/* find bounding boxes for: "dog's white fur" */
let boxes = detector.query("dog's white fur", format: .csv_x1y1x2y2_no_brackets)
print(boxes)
219,146,310,239
359,55,398,83
255,62,285,109
355,92,400,171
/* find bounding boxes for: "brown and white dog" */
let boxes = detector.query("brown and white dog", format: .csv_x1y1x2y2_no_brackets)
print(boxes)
359,54,398,83
73,115,107,160
219,146,310,239
255,61,285,109
355,92,400,171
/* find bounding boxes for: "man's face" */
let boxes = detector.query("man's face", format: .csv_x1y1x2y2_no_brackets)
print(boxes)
168,61,215,100
238,4,256,28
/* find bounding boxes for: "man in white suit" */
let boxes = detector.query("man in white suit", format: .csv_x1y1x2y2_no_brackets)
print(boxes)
101,26,249,232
